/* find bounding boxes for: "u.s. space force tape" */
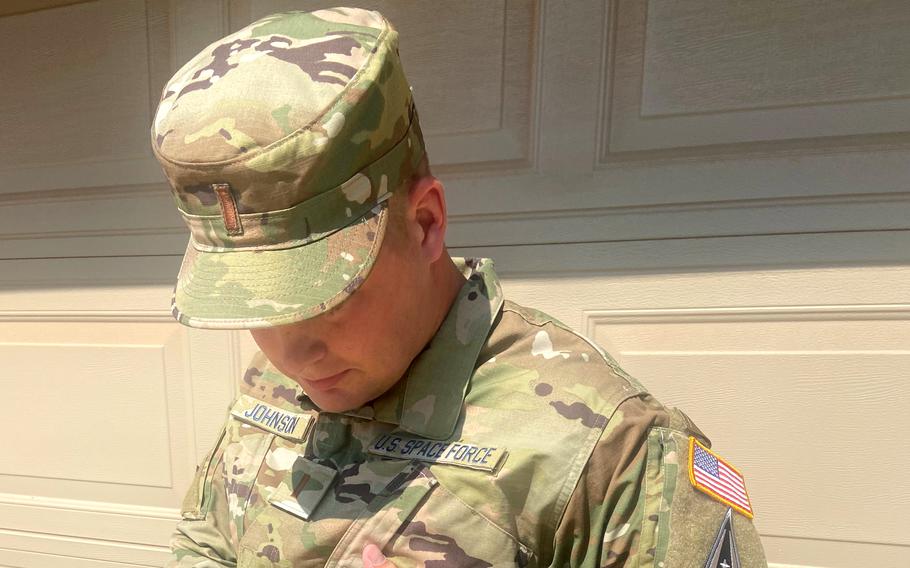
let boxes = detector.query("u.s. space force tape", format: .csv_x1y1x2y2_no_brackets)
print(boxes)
368,432,508,473
230,394,313,442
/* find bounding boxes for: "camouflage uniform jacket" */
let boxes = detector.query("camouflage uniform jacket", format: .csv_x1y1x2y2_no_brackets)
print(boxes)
168,258,768,567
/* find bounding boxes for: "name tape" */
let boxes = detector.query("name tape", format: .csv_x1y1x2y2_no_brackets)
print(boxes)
368,433,507,473
230,395,312,442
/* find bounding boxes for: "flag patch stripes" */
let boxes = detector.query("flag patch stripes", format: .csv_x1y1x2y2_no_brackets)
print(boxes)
688,437,754,519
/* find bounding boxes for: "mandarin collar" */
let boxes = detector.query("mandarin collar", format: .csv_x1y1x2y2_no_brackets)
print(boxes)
297,257,504,439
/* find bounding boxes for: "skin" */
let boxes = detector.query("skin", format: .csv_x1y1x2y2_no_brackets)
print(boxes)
249,173,467,413
362,543,394,568
253,172,465,564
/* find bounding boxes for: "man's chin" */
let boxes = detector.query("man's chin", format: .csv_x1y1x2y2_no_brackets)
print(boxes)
299,389,364,414
309,398,354,413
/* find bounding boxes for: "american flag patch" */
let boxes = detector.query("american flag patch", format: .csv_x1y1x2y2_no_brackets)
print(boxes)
688,437,754,518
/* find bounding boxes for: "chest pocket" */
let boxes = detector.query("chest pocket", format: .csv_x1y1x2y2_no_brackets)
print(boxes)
238,458,529,567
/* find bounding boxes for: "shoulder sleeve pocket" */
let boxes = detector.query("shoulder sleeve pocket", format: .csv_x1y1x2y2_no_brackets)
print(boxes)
181,425,228,521
641,428,767,568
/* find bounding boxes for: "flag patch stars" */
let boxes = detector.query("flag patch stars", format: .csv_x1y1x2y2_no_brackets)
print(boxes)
688,437,754,518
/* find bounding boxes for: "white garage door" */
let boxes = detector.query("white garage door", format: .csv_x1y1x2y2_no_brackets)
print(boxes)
1,1,908,566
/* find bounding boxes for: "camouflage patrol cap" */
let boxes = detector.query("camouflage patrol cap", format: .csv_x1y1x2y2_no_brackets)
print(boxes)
151,7,426,329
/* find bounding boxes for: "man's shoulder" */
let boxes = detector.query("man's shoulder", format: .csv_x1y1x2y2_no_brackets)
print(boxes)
477,299,650,423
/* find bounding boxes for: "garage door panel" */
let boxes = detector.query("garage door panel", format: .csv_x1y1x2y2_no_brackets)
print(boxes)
0,0,172,195
603,349,909,545
0,255,242,565
0,320,190,500
606,0,910,155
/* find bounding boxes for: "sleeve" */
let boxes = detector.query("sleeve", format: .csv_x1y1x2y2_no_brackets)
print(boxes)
549,394,768,568
166,424,238,567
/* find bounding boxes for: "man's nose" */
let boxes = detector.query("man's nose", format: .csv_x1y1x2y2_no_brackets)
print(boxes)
271,326,328,369
287,334,328,368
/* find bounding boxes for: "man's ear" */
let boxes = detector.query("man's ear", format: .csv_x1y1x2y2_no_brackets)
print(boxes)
406,175,448,263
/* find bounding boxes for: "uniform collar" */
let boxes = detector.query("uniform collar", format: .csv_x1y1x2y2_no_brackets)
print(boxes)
299,257,504,440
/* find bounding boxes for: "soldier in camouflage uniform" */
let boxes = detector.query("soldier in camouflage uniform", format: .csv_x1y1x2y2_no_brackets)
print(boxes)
151,7,768,567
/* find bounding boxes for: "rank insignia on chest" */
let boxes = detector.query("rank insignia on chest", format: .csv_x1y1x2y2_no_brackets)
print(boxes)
368,433,508,473
688,437,753,518
269,457,337,521
230,394,313,442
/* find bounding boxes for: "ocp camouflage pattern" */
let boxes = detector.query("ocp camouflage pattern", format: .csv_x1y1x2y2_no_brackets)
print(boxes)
150,8,426,329
168,258,768,567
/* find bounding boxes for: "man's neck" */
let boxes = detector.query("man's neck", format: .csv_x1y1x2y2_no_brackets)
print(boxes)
427,253,468,335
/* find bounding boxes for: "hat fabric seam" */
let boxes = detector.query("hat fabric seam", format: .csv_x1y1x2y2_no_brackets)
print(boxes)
187,195,390,253
180,205,384,287
176,108,414,221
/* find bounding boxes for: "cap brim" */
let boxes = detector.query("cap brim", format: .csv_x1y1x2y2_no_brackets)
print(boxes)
171,203,389,329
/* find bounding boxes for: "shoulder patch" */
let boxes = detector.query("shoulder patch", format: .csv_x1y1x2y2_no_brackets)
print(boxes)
704,508,741,568
368,432,508,473
688,437,754,518
230,394,313,442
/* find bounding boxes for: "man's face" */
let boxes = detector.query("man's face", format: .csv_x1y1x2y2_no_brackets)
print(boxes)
249,202,430,412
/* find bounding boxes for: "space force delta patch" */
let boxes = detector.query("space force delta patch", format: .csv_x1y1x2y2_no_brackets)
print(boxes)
230,395,313,442
368,433,508,473
688,437,754,518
